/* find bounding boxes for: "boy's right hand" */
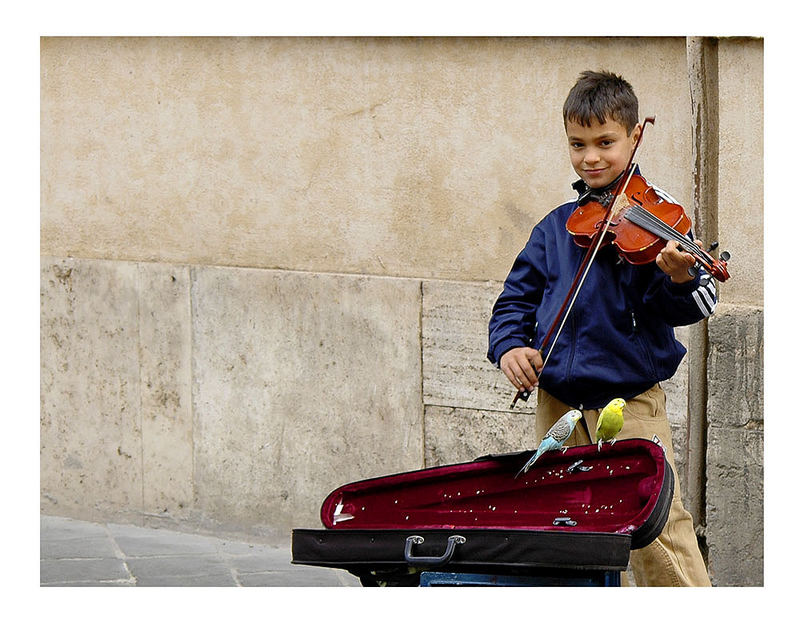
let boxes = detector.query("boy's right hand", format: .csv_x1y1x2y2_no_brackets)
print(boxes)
499,347,543,393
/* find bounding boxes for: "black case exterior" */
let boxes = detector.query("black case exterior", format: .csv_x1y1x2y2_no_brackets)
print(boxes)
292,528,632,586
291,439,674,586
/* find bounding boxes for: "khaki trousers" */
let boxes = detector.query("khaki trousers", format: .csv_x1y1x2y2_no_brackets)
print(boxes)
535,385,712,587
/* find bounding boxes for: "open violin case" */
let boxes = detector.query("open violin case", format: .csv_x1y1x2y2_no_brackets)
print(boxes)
292,438,673,586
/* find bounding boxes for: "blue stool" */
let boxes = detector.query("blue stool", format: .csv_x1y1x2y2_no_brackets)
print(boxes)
419,570,621,587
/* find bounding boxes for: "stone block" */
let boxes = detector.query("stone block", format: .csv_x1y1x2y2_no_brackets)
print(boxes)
665,325,690,424
421,279,692,477
718,38,764,307
708,304,764,428
137,264,194,517
40,257,143,517
190,268,423,533
705,426,764,586
422,279,535,414
705,303,764,586
424,405,535,467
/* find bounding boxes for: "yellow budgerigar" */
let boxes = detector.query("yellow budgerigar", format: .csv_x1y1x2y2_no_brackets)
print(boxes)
595,398,626,451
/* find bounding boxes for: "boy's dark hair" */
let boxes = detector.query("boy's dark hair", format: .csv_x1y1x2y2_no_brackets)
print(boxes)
563,70,639,134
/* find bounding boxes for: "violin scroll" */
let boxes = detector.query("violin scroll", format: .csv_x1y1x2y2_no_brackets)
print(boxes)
677,239,731,283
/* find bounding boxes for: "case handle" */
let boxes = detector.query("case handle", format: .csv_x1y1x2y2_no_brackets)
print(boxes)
403,534,466,566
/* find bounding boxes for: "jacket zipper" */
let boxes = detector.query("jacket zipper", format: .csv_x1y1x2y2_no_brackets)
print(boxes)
631,310,657,379
566,312,578,385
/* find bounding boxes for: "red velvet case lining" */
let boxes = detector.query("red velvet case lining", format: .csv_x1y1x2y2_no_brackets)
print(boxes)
321,439,667,535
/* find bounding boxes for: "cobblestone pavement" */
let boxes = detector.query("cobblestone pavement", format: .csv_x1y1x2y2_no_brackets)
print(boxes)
40,515,360,587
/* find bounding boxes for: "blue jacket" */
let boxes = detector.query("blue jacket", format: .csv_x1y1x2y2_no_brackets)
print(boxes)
487,178,717,409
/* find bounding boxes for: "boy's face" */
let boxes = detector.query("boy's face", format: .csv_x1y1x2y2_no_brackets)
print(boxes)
566,117,641,189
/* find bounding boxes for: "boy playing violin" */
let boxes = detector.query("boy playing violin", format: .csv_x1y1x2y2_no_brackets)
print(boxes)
488,70,715,586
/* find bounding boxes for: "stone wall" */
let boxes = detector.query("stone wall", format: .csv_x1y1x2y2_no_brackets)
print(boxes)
40,36,763,584
706,304,763,586
40,257,691,533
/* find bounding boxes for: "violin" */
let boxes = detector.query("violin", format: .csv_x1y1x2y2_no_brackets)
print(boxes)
565,171,730,281
509,116,730,408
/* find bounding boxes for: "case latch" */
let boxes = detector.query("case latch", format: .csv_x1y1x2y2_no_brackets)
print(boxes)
567,459,593,473
552,516,578,527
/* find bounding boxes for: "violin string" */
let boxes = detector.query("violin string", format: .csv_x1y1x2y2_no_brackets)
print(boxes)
624,205,708,259
624,205,696,247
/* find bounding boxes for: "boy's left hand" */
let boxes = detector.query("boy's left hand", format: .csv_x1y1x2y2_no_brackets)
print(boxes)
656,239,700,284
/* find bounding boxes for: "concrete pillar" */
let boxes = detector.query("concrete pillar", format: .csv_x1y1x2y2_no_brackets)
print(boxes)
684,35,720,548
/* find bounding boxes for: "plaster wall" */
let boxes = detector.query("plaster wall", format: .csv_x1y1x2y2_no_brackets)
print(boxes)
41,37,697,279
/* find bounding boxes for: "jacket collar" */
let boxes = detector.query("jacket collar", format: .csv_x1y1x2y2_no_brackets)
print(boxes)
571,166,641,206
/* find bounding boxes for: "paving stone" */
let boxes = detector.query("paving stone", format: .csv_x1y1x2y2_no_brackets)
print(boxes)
237,568,358,587
40,558,131,585
218,540,288,557
134,573,238,587
107,523,224,556
124,554,232,579
228,553,293,574
40,536,118,560
40,515,108,540
40,515,358,587
41,579,136,587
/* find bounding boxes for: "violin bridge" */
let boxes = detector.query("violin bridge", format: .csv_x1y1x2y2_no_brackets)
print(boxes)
610,193,631,218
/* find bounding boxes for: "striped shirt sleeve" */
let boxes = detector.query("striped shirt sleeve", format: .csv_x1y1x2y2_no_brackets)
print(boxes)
691,273,717,318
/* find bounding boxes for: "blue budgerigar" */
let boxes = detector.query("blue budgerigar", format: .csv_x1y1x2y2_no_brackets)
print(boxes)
516,409,583,478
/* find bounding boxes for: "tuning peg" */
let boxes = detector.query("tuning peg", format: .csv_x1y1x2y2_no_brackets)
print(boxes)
707,241,719,252
720,251,731,262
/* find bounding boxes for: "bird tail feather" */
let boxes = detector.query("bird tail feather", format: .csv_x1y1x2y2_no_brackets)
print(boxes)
515,449,541,479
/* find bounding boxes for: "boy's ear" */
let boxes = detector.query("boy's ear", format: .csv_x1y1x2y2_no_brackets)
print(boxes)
631,123,642,143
